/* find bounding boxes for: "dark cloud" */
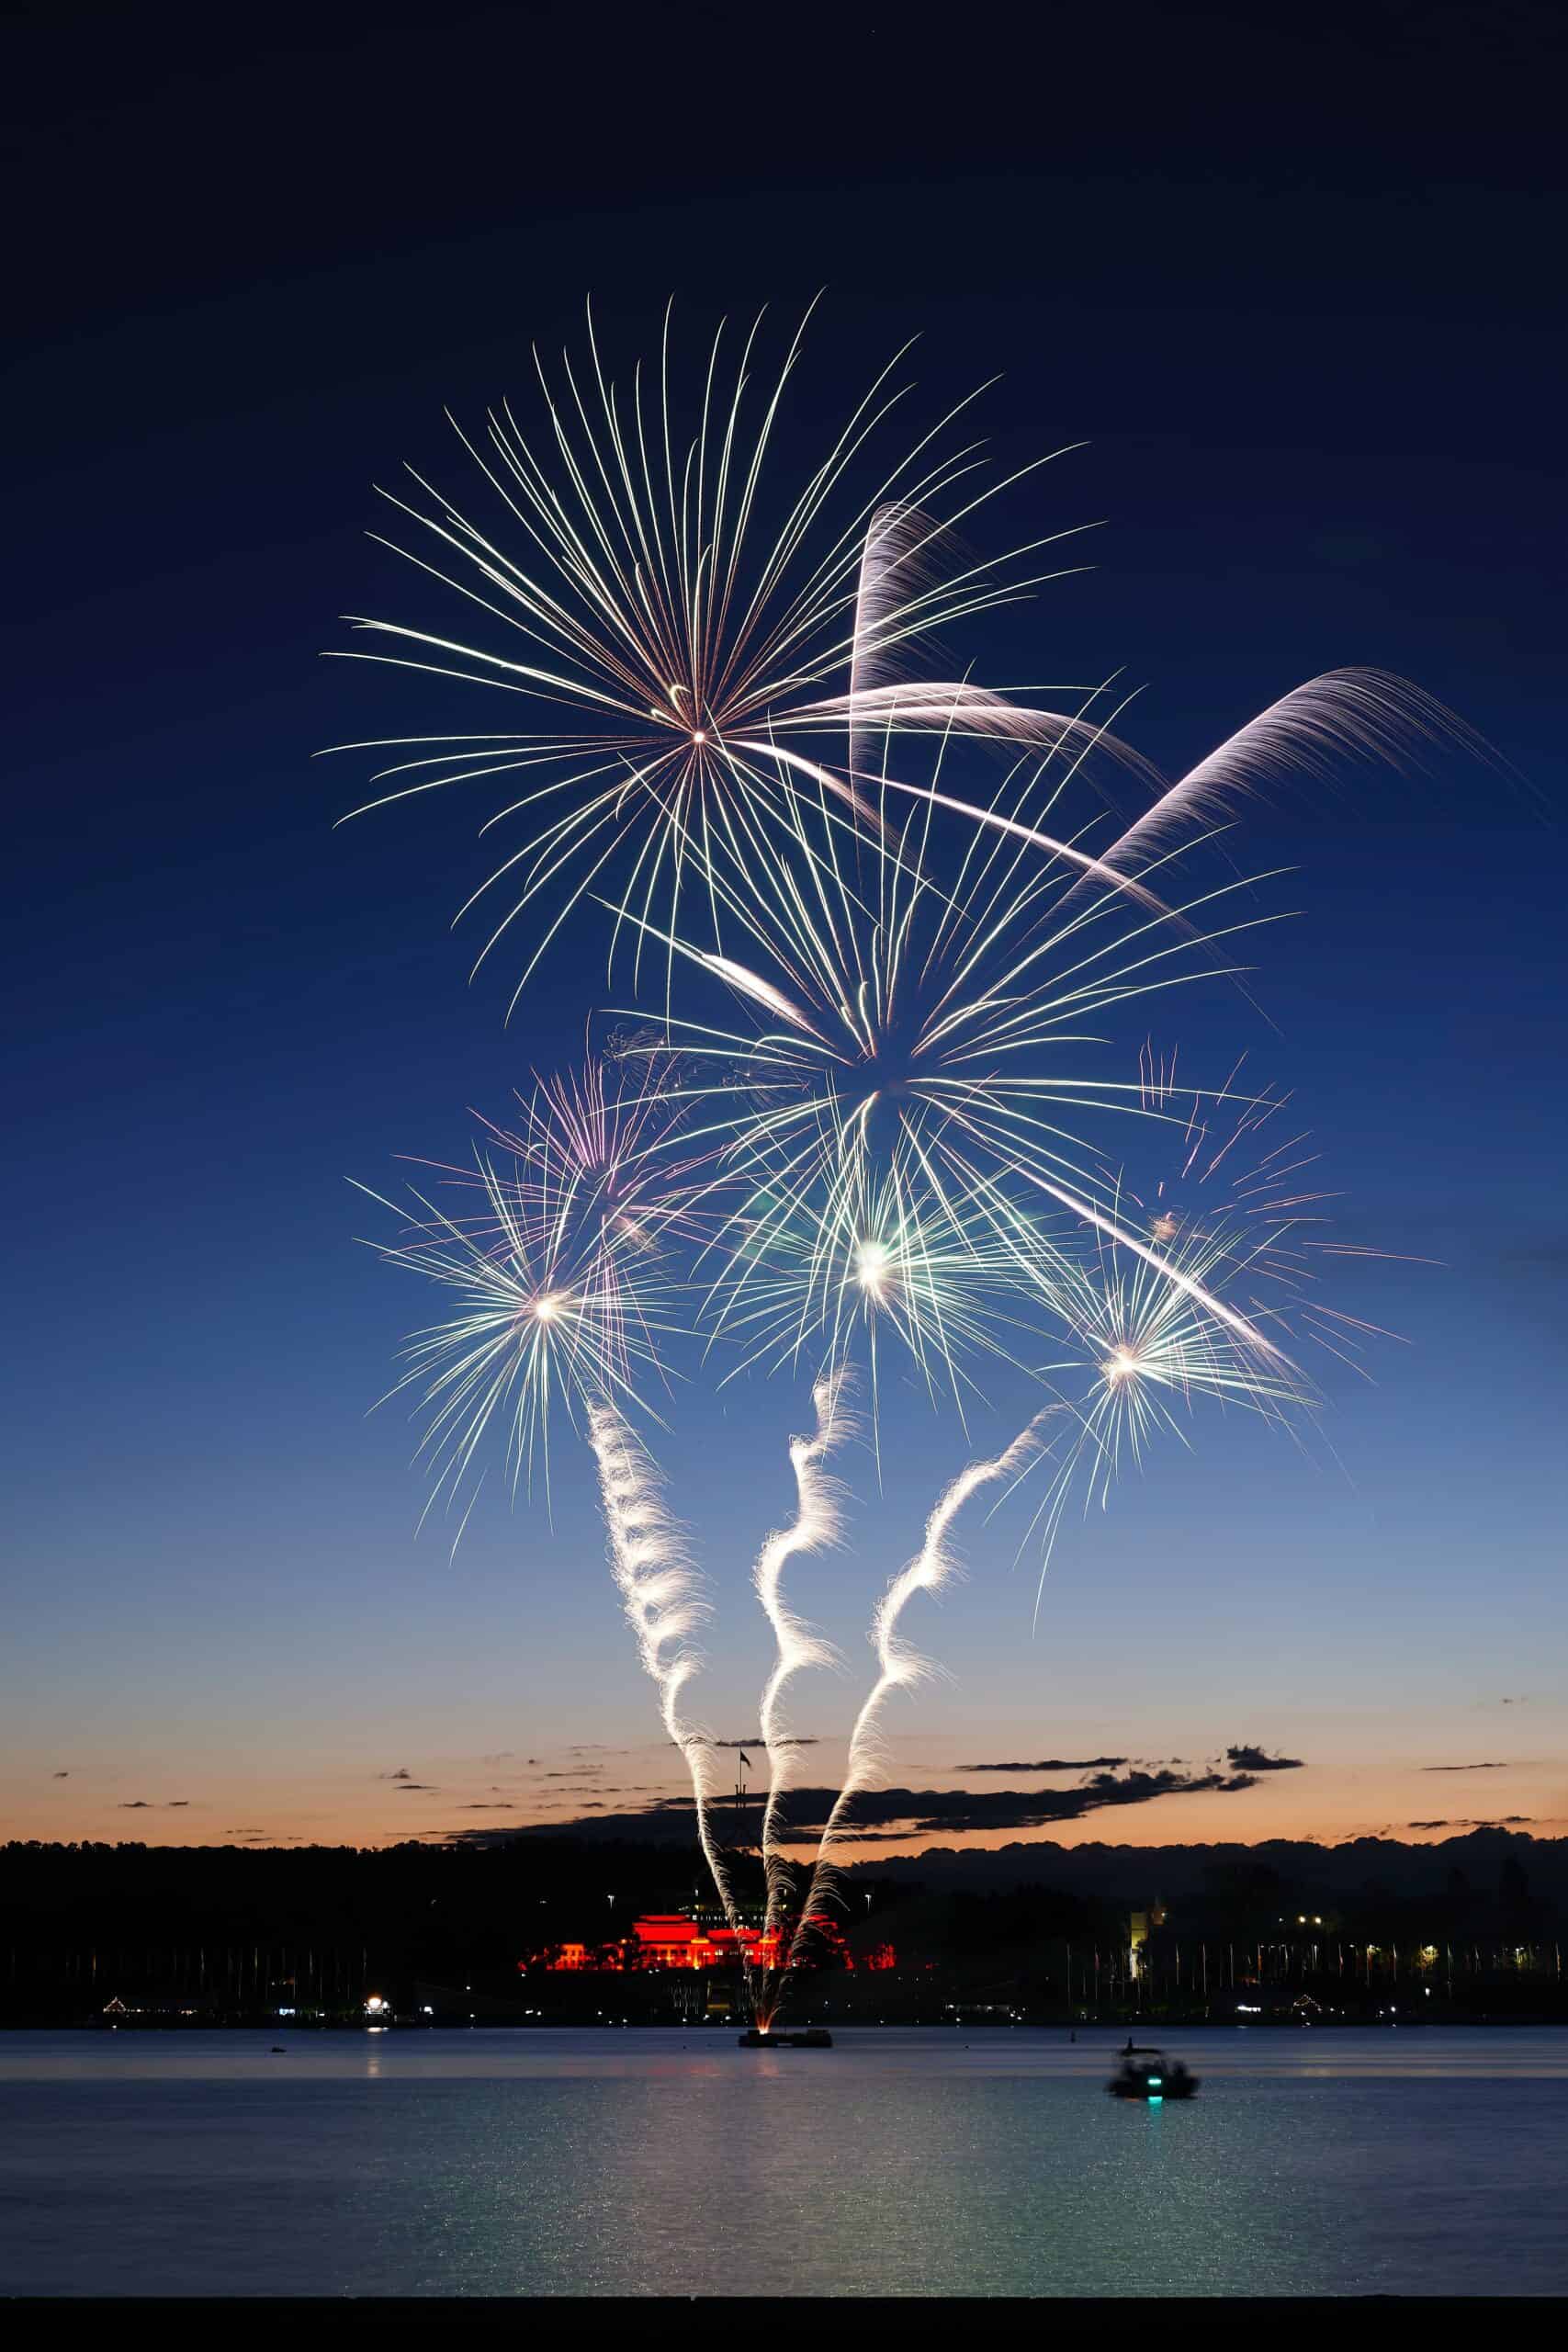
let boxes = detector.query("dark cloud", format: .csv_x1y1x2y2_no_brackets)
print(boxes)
1420,1761,1511,1772
1225,1746,1304,1773
456,1804,514,1812
378,1768,414,1781
957,1757,1129,1773
117,1799,191,1810
51,1770,69,1779
708,1737,819,1750
503,1765,1268,1845
857,1770,1265,1840
1409,1816,1536,1830
393,1782,439,1793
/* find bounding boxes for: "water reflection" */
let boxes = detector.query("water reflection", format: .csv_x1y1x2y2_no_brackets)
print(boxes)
1,2030,1565,2296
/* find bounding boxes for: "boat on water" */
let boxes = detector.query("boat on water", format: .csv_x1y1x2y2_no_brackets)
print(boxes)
739,2027,833,2049
1108,2042,1198,2099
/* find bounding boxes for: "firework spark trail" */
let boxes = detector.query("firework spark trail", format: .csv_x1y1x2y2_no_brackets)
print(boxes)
751,1370,852,1995
785,1416,1049,1971
730,735,1180,922
587,1402,754,1990
1078,667,1485,884
1008,1166,1291,1364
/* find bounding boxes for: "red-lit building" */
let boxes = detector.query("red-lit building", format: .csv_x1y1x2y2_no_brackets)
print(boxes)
524,1908,896,1975
626,1914,779,1970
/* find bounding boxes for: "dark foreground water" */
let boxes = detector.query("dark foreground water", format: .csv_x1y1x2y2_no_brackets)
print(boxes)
3,2027,1566,2298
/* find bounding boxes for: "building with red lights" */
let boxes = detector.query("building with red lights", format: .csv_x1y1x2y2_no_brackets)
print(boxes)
524,1907,896,1976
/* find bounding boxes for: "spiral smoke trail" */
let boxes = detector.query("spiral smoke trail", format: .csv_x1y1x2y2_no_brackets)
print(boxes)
750,1370,852,2018
587,1402,753,1988
786,1415,1049,1972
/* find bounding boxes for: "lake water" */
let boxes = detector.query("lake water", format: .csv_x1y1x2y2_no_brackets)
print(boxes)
3,2027,1565,2298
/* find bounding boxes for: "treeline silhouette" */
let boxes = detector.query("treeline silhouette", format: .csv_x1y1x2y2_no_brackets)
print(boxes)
3,1829,1562,2025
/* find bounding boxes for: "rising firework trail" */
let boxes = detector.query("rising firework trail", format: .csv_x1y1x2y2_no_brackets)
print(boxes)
750,1369,852,2019
785,1415,1050,1974
587,1403,752,1976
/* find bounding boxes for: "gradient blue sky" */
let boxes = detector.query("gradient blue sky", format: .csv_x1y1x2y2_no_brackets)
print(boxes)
5,2,1563,1852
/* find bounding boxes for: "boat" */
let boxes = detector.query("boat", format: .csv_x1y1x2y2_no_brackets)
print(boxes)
739,2027,834,2048
1107,2042,1198,2099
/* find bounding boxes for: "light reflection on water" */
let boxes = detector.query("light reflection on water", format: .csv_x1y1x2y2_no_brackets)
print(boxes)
2,2029,1565,2297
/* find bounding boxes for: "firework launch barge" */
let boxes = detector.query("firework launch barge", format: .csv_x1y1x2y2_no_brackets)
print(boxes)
739,2028,834,2049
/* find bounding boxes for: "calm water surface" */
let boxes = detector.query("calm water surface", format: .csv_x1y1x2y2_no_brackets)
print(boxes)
3,2027,1565,2297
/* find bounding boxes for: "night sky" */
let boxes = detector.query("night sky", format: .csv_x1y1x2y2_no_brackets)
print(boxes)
6,2,1563,1855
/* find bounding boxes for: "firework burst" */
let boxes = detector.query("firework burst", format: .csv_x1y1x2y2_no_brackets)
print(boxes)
326,303,1102,1007
1005,1076,1354,1619
355,1061,692,1518
699,1139,1049,1445
615,714,1296,1416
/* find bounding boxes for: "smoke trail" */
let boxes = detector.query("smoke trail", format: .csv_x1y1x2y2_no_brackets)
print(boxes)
786,1414,1049,1971
586,1403,751,1986
751,1372,852,2014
